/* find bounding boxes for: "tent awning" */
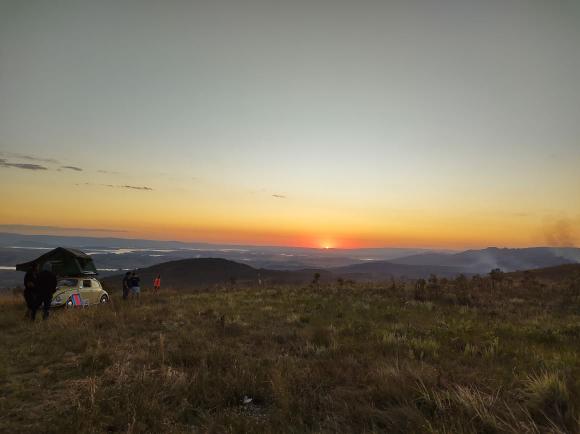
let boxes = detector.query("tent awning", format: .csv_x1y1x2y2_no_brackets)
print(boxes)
16,247,97,276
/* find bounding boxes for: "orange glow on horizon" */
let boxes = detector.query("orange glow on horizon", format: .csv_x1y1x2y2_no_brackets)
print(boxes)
1,172,578,249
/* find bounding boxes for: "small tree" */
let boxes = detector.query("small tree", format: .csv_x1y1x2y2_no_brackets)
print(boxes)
415,278,426,300
312,272,321,287
489,268,504,290
455,274,468,291
521,271,537,290
427,274,440,298
566,272,580,298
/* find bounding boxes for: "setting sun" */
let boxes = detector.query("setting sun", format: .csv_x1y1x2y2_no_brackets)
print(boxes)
320,241,334,250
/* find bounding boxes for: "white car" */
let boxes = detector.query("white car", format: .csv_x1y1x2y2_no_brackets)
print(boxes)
51,277,110,307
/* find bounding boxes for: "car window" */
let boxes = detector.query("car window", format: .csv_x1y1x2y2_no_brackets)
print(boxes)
58,278,78,287
82,280,92,288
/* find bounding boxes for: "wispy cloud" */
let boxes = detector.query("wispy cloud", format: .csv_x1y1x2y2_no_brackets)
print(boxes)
61,165,83,172
0,152,60,164
0,224,128,233
97,169,120,175
77,182,153,191
117,185,153,191
272,194,287,199
0,159,48,171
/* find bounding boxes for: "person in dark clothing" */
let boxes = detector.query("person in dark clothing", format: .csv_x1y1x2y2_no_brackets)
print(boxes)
129,272,141,298
35,270,57,320
23,265,57,321
23,265,38,319
122,271,131,300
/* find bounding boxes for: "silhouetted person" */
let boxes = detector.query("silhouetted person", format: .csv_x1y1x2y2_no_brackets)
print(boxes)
122,271,131,300
23,264,39,319
23,265,57,320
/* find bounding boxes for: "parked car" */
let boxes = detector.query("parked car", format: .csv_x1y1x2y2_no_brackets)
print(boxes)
51,277,110,307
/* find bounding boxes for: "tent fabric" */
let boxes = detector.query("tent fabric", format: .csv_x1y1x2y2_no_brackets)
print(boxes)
16,247,97,277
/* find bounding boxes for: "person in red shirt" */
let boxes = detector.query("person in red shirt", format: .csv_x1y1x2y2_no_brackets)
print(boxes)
153,274,161,295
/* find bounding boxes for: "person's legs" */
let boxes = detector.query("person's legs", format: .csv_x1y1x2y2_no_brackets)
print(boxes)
42,292,52,320
23,289,33,319
29,293,41,321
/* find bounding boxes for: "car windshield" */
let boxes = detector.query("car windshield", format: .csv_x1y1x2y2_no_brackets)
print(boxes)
58,278,78,287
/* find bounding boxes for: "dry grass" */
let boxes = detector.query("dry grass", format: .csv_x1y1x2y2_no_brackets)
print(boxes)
0,279,579,433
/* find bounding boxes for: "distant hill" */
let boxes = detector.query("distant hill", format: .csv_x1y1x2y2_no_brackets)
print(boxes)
101,258,332,290
102,257,475,291
506,263,580,282
391,247,580,273
1,234,578,289
332,261,469,280
0,232,439,289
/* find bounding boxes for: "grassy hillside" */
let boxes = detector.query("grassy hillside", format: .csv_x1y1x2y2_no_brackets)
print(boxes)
1,275,580,433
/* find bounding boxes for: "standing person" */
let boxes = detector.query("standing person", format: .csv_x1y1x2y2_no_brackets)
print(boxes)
130,271,141,299
153,274,161,295
23,264,57,321
23,263,38,319
122,271,131,300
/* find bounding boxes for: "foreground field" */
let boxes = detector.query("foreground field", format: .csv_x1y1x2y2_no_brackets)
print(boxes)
1,280,579,433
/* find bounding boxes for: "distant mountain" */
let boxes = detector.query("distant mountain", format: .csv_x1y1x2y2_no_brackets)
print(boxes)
6,253,580,293
101,258,332,290
391,247,579,273
0,232,440,288
101,257,475,292
1,231,578,289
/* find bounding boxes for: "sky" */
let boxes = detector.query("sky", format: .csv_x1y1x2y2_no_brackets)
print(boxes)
0,0,579,249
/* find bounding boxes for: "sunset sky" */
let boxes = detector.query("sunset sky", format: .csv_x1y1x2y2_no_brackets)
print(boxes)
1,0,579,249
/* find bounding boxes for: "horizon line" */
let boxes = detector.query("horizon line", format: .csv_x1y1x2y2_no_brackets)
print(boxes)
0,228,577,251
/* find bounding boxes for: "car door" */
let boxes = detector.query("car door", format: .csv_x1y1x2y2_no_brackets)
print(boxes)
80,279,97,304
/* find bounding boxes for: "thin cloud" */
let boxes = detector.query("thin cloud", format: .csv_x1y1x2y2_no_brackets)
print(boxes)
97,169,120,175
272,194,287,199
61,165,83,172
0,159,48,171
0,224,128,233
0,152,59,164
78,182,153,191
118,185,153,191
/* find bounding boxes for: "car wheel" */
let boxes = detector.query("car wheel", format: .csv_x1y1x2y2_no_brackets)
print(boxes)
99,294,109,304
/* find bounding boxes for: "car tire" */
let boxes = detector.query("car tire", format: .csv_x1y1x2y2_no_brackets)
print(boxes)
99,294,109,304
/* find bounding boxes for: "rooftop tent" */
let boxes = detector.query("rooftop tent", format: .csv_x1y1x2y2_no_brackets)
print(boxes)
16,247,97,277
